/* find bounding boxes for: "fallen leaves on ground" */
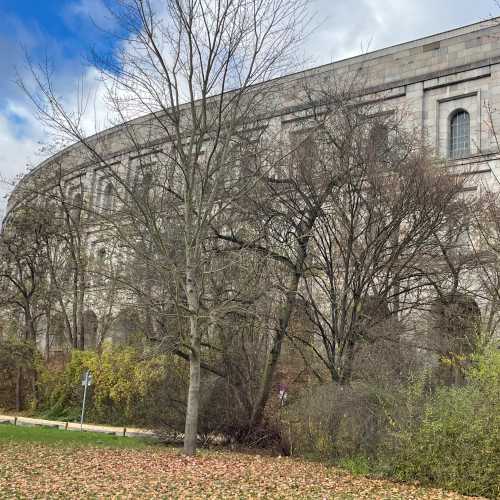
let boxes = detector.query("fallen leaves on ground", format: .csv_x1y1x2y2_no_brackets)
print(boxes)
0,443,483,499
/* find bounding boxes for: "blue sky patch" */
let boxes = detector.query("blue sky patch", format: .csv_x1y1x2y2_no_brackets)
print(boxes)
0,0,498,217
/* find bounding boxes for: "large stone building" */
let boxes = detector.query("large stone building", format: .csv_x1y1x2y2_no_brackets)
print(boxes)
8,17,500,215
4,17,500,351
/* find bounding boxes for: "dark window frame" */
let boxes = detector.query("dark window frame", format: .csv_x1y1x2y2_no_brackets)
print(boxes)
449,109,470,159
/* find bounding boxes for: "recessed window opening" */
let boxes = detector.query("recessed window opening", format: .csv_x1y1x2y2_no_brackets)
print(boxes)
103,182,113,211
449,110,470,159
71,193,82,222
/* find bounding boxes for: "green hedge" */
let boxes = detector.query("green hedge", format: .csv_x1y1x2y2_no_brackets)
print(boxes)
390,349,500,499
283,348,499,498
37,346,187,428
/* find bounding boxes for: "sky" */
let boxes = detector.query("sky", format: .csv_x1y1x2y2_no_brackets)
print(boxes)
0,0,498,217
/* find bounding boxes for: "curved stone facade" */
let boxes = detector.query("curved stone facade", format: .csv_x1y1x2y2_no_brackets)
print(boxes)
5,18,500,351
8,18,500,222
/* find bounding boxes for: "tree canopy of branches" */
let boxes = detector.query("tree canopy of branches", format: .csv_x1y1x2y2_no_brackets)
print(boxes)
18,0,309,455
8,0,496,459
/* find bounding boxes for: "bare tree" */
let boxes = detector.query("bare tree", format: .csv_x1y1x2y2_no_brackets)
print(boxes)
292,92,466,384
19,0,309,454
0,205,50,409
468,190,500,341
0,206,49,344
39,165,89,350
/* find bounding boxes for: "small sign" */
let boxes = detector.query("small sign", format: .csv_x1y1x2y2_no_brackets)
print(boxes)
81,370,93,387
80,370,92,431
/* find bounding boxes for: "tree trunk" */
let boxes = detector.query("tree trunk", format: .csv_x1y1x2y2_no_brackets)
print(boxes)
183,316,201,455
183,257,201,455
249,229,312,432
340,340,356,385
24,308,36,343
30,367,39,409
77,280,85,350
72,273,79,349
45,307,51,361
249,269,301,431
15,367,23,411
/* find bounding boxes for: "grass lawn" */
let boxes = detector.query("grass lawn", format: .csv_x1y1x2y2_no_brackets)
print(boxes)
0,423,154,449
0,424,482,499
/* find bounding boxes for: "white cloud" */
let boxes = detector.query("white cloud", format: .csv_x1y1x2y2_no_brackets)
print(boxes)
0,112,42,219
304,0,495,65
64,0,118,31
0,0,498,218
0,62,118,218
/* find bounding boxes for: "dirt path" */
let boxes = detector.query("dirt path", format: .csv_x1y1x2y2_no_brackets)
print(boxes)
0,413,153,438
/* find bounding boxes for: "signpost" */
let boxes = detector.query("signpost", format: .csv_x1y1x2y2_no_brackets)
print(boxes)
80,370,93,431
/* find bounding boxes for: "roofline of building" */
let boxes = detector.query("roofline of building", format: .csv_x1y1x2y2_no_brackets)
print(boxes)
284,15,500,81
7,15,500,212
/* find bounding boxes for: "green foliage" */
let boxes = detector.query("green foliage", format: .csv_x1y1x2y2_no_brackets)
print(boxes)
0,423,155,449
37,345,187,427
282,349,499,498
337,456,372,476
388,349,500,499
0,338,40,410
0,338,38,371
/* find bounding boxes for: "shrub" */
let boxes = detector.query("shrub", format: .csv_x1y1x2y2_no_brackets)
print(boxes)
282,349,499,498
0,338,39,410
337,456,372,476
388,349,500,498
37,346,188,428
283,382,394,459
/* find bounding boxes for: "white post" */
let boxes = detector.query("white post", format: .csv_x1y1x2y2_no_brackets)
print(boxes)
80,370,91,431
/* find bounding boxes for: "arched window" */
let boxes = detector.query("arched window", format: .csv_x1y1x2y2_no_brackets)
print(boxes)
97,247,106,262
71,193,82,223
103,182,113,211
368,124,389,158
449,110,470,159
141,172,153,200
